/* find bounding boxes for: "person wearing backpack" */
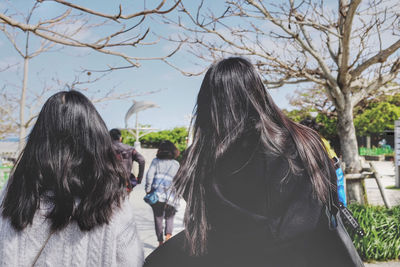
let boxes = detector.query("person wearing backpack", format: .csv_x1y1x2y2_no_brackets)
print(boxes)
110,128,145,191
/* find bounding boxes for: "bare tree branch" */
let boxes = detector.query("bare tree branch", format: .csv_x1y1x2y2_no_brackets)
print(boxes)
338,0,361,73
350,39,400,78
0,11,180,68
0,0,181,145
170,0,400,172
42,0,181,21
352,59,400,106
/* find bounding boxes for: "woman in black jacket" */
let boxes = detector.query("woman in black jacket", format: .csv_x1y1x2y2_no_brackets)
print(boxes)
145,57,362,267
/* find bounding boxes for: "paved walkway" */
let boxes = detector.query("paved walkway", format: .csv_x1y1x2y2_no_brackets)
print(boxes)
129,183,186,257
364,161,400,206
131,160,400,265
365,262,400,267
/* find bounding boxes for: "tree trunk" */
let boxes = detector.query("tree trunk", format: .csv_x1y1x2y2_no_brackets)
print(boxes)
336,99,361,173
18,56,29,152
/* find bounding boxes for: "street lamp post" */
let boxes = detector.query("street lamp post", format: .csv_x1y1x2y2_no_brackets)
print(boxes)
124,100,159,150
135,113,140,149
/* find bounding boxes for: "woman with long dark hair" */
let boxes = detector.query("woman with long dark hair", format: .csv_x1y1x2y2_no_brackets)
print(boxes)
0,91,143,266
145,58,363,266
145,141,180,246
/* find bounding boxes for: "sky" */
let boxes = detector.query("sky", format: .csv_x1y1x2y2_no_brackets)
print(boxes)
0,1,310,135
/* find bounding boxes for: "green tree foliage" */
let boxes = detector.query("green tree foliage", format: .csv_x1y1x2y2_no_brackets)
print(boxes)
286,90,400,137
282,109,310,123
354,91,400,115
354,102,400,136
316,114,338,139
284,110,337,140
121,127,188,153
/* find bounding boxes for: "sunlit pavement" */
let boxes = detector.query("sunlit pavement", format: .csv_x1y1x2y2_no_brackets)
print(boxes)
364,161,400,206
365,262,400,266
129,183,186,257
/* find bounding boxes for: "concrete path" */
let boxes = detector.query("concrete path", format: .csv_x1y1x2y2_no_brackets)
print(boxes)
129,183,186,257
365,262,400,267
365,161,400,206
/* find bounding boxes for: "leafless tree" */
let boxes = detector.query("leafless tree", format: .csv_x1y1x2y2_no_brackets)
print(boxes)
0,0,180,149
167,0,400,173
288,82,400,117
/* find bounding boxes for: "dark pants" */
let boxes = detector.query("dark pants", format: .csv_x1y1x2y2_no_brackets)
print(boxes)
151,202,176,242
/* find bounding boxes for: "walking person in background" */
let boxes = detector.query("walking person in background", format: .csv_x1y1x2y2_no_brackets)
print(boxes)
145,57,363,267
110,128,145,191
0,91,144,266
145,141,180,246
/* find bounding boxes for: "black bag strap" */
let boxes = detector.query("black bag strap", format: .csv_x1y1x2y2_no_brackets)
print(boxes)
151,178,163,192
326,177,364,237
326,182,340,229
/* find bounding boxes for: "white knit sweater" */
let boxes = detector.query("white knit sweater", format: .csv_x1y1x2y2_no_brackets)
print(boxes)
0,189,144,267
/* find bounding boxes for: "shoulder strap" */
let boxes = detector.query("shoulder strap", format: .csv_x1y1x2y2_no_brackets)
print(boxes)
151,161,164,191
326,179,365,237
31,229,55,267
152,161,174,191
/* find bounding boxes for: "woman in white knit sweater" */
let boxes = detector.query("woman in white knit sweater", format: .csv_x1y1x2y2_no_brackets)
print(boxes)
0,91,144,266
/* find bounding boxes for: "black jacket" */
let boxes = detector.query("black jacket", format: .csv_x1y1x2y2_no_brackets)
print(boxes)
145,134,358,267
112,141,145,183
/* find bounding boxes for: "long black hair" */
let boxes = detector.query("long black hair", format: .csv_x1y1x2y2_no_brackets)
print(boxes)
174,57,336,256
1,90,127,231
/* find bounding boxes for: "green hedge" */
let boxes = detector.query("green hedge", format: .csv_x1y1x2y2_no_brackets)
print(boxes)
348,204,400,262
359,147,394,156
121,127,188,159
